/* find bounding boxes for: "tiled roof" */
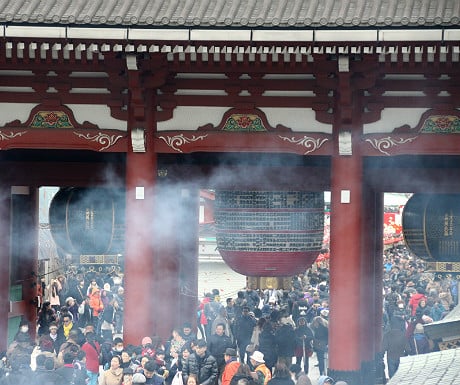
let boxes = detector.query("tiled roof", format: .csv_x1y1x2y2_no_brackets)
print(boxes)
0,0,459,28
424,303,460,340
387,348,460,385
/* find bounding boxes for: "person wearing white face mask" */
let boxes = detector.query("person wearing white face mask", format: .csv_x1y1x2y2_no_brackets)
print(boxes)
6,319,34,362
102,337,125,370
390,300,410,332
12,319,33,345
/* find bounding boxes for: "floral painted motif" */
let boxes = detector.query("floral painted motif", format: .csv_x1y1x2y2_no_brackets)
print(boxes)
222,114,266,131
421,115,460,133
29,111,74,129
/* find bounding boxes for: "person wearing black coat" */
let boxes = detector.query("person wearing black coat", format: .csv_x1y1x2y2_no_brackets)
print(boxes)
274,321,296,366
37,301,58,336
266,363,295,385
310,316,328,376
235,307,256,364
257,322,277,371
294,318,314,374
207,323,235,376
55,352,87,385
69,279,87,306
244,288,261,312
291,299,310,326
183,340,218,385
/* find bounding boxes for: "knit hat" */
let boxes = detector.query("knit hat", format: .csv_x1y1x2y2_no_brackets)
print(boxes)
141,336,152,346
250,351,265,363
318,375,334,385
414,323,424,333
132,373,147,383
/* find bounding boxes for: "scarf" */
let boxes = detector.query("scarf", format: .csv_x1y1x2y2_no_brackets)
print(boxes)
63,322,73,338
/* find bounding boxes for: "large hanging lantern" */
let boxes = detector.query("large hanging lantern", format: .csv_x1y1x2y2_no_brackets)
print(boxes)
402,193,460,262
49,187,124,255
214,190,324,276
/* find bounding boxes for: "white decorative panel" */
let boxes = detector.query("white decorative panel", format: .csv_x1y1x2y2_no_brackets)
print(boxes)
262,107,332,133
363,108,427,134
0,103,37,126
157,106,231,131
67,104,126,131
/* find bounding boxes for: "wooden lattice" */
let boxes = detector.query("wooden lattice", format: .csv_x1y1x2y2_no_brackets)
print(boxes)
438,338,460,350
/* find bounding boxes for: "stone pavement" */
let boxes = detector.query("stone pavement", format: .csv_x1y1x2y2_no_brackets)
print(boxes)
296,352,323,385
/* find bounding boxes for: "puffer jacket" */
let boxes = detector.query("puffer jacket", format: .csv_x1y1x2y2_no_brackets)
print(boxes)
183,352,218,385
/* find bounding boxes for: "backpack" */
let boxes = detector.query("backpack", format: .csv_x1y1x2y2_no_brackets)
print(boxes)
205,301,221,322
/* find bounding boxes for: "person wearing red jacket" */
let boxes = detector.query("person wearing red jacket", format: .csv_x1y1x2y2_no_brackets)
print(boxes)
89,288,104,319
81,331,101,385
222,348,240,385
408,287,427,316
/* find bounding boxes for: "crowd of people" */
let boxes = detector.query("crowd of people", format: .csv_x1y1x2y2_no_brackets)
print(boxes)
0,244,457,385
381,245,457,381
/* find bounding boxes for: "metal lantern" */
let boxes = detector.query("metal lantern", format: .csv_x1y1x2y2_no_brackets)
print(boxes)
214,190,324,276
49,187,124,256
402,193,460,262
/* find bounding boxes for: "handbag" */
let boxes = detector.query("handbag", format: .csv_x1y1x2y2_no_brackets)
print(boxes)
171,371,184,385
78,302,85,315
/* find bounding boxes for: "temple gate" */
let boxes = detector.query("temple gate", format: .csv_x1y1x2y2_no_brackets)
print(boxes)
0,2,460,384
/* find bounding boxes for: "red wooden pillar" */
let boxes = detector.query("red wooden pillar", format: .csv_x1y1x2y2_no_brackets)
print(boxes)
150,184,199,337
124,144,157,345
124,71,157,344
177,188,200,329
10,187,39,340
328,152,363,383
151,182,181,338
0,183,11,351
328,60,365,384
360,189,384,384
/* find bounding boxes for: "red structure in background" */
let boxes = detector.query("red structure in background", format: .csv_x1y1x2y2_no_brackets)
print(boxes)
383,210,404,246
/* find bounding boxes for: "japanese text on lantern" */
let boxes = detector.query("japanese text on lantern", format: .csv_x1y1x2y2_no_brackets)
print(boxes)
444,212,454,237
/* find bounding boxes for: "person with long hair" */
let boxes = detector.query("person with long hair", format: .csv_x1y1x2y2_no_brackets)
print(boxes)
37,301,58,336
48,278,62,312
266,363,294,385
310,316,328,376
230,363,254,385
